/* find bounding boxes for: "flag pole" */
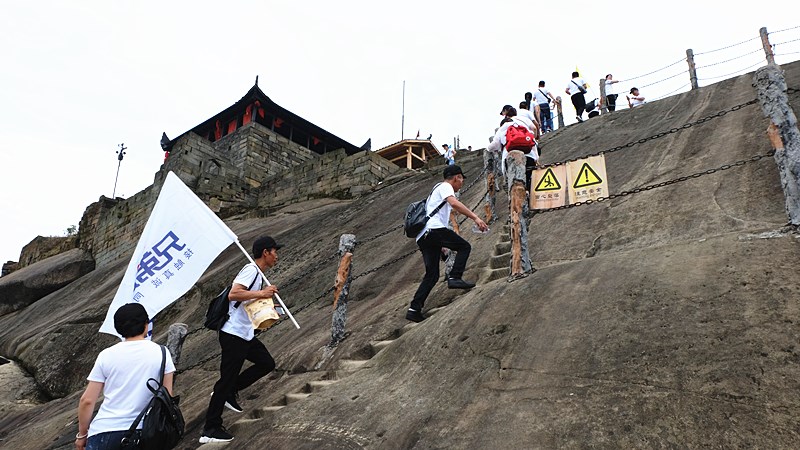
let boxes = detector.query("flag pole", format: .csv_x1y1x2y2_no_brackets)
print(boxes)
233,240,300,329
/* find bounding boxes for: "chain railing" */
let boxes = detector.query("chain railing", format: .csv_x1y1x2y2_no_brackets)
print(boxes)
178,84,800,373
544,98,761,168
532,150,776,216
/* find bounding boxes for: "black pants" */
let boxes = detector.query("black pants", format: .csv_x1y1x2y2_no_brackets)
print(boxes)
606,94,618,112
525,156,537,192
571,93,586,119
204,331,275,430
410,228,471,312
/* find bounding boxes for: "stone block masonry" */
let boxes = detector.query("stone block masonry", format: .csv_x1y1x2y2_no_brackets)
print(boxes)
255,149,400,209
74,120,399,269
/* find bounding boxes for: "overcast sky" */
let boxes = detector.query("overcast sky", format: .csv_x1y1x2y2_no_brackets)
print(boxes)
1,1,798,266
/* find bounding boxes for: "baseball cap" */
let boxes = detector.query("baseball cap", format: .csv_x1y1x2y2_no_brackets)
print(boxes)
443,165,466,179
253,235,284,258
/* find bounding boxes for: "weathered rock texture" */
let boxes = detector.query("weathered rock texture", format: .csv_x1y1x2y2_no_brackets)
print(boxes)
17,235,78,269
0,61,799,449
0,248,95,316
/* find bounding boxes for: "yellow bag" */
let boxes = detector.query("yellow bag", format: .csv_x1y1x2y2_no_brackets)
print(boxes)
244,298,281,330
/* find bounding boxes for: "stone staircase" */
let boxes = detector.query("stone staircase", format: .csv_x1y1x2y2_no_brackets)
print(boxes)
198,308,452,447
484,223,511,283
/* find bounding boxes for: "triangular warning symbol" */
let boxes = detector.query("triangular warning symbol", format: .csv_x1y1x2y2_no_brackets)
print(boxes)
572,163,603,188
534,168,562,191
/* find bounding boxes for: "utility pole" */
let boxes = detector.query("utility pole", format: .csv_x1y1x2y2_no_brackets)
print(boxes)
401,80,406,140
113,143,127,198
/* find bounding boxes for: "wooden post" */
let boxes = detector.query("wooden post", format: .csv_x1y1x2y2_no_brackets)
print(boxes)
555,96,565,129
760,27,775,65
483,149,499,224
599,78,608,114
754,65,800,225
686,49,699,90
330,234,355,346
505,151,533,280
166,323,188,366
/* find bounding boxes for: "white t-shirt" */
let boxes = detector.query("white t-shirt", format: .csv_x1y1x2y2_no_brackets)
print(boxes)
87,340,176,437
532,88,551,105
221,264,263,341
629,93,645,108
516,108,537,124
416,182,455,241
566,78,587,95
604,80,615,96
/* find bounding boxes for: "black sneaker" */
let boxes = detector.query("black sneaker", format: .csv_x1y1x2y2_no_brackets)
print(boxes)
406,309,425,323
210,391,244,413
225,392,243,413
199,427,234,443
447,278,476,289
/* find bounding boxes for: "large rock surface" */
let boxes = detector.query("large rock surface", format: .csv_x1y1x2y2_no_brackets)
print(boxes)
0,248,95,316
0,62,799,449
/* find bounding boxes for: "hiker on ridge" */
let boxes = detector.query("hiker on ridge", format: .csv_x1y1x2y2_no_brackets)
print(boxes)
406,165,488,323
488,107,539,189
565,71,589,122
201,236,282,444
533,81,557,133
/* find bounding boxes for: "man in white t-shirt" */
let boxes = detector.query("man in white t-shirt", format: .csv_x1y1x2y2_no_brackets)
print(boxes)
76,303,176,450
533,81,557,132
201,236,282,443
565,71,588,122
407,165,488,322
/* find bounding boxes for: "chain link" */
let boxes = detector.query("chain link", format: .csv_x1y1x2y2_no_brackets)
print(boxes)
533,150,775,215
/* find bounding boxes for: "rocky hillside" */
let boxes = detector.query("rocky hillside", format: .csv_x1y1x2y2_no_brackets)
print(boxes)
1,61,799,449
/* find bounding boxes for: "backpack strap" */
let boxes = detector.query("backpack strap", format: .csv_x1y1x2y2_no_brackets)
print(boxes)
232,265,260,309
425,183,448,220
538,89,548,101
121,346,167,447
571,80,586,93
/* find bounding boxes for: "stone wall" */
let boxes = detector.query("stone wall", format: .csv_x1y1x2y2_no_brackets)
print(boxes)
74,121,392,269
17,235,78,269
255,149,400,209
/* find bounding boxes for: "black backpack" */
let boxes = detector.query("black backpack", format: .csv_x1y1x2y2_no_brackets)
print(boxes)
204,269,259,330
403,183,448,238
121,346,185,450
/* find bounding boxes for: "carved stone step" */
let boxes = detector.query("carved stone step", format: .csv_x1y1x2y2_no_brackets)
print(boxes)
399,322,418,335
495,242,511,255
306,380,339,393
486,267,509,282
338,359,369,371
426,306,445,317
503,224,510,233
490,254,509,269
500,233,510,242
285,393,311,405
228,418,263,434
252,405,285,419
370,340,394,355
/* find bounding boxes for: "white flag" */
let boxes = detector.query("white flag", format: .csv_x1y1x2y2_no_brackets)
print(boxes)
100,171,238,336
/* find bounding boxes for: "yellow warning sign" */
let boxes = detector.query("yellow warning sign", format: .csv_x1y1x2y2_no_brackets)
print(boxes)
567,155,609,204
534,168,562,191
572,163,603,188
530,165,567,209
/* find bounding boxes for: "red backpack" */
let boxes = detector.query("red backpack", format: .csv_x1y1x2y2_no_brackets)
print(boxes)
505,122,536,151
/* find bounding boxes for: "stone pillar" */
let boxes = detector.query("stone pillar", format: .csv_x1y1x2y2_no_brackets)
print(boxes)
599,79,608,114
754,64,800,225
483,149,499,224
686,49,699,90
760,27,775,65
166,323,188,366
555,96,565,129
330,234,356,346
505,151,533,280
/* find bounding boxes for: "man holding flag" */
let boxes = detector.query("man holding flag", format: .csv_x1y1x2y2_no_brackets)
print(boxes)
200,236,283,444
